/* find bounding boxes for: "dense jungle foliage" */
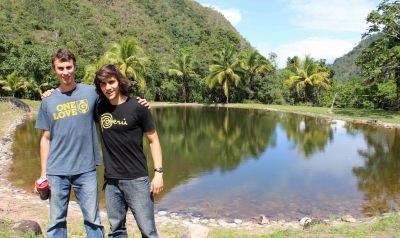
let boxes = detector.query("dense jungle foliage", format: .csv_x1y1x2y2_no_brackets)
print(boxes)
330,0,400,110
0,0,399,110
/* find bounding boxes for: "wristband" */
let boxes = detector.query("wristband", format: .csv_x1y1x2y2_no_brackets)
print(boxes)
154,167,163,173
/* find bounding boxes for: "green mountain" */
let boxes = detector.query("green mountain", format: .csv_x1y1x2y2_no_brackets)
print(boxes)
0,0,251,83
331,34,379,82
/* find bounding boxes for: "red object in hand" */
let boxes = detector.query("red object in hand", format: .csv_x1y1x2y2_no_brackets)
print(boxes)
35,177,50,200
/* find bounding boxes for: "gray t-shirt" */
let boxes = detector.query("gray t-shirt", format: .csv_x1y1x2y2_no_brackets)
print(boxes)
35,84,102,176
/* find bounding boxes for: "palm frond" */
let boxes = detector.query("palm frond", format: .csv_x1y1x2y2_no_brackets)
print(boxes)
168,69,183,77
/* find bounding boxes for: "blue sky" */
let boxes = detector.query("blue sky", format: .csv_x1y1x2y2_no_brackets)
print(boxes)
196,0,381,68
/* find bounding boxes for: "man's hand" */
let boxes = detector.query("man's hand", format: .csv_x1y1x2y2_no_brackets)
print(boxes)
33,176,48,193
150,173,163,196
136,97,151,109
41,89,54,99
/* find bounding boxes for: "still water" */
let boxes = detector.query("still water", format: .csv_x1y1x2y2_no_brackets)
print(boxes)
10,107,400,220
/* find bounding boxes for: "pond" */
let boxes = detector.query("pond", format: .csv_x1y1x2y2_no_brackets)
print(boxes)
10,106,400,220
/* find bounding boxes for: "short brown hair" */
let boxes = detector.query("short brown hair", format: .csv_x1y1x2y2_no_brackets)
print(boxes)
51,49,76,67
94,64,130,97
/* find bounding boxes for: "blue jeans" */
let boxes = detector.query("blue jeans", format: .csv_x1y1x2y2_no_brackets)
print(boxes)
105,176,158,238
47,170,104,238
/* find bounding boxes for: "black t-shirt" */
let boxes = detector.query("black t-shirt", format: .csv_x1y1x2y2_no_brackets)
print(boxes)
97,97,155,179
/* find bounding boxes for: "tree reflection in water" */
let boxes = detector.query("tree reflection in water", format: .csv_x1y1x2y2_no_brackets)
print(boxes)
279,113,334,157
149,106,279,200
10,120,41,188
348,124,400,216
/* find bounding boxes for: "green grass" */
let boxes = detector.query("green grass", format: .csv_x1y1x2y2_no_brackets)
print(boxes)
0,99,40,137
278,218,394,238
20,99,41,108
333,108,400,123
0,102,26,138
207,213,400,238
190,103,400,124
55,216,185,238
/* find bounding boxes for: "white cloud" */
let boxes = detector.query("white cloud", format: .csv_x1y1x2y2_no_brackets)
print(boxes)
256,37,358,68
200,3,242,25
282,0,376,32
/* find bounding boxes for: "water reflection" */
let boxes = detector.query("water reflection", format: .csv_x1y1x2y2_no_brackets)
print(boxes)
150,107,279,199
10,120,41,187
348,124,400,216
279,113,334,157
10,107,400,219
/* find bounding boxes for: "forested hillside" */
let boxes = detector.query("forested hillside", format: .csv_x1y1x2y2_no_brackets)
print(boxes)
1,0,251,61
0,0,252,100
330,35,379,82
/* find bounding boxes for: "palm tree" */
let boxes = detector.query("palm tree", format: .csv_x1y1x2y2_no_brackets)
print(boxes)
0,72,24,97
82,64,97,85
102,38,148,90
239,50,274,99
82,57,110,84
206,46,242,103
168,51,197,103
286,55,331,103
22,77,42,99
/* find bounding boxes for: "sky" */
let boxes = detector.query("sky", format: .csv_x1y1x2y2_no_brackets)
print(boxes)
196,0,382,68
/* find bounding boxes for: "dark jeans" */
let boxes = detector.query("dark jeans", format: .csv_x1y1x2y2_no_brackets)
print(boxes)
105,176,158,238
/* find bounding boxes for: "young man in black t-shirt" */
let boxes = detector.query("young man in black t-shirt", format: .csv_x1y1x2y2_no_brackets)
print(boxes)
94,64,163,238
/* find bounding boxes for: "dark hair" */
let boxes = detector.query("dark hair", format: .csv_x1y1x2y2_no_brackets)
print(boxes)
94,64,130,97
51,49,76,67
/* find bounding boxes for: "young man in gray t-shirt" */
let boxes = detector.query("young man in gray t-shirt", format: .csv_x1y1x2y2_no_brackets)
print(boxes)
35,49,104,238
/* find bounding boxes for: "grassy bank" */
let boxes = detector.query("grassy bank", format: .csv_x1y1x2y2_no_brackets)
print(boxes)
209,213,400,238
150,102,400,124
1,213,400,238
0,99,40,137
226,103,400,124
0,103,25,138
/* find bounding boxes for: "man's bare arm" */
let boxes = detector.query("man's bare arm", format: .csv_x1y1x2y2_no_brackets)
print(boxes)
145,130,163,196
41,89,151,109
39,131,50,178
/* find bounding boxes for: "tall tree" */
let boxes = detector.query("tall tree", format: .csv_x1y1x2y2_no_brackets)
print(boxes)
102,38,148,90
206,46,242,103
286,55,331,104
356,0,400,108
168,50,197,103
239,50,274,100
